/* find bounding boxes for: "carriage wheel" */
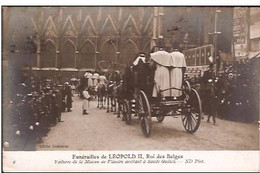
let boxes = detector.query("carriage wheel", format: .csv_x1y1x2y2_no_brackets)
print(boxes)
181,88,202,134
182,80,191,93
136,91,152,137
123,99,131,124
156,115,165,123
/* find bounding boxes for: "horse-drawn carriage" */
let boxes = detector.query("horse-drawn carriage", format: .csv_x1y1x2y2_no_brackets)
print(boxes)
120,51,202,137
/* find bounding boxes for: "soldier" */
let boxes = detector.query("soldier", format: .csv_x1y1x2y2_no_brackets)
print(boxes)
86,71,93,87
201,63,217,125
63,82,73,112
92,71,100,87
55,85,64,120
132,53,150,97
82,86,91,115
109,64,122,85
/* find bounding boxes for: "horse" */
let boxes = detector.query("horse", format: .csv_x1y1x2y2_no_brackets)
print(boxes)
106,71,122,114
88,85,97,99
106,81,118,113
97,83,107,109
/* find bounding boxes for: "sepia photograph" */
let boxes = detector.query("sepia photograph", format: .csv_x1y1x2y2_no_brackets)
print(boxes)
2,4,260,171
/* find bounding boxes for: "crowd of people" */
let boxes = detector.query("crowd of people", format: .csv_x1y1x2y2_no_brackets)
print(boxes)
3,69,74,150
185,56,259,123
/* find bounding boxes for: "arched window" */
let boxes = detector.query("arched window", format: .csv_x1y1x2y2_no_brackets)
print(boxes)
101,41,116,63
41,41,56,68
121,41,138,65
79,41,95,69
60,41,75,68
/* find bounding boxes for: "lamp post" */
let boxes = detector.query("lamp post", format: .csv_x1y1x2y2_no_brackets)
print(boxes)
208,8,221,75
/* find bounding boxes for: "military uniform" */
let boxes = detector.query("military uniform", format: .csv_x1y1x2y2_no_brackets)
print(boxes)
63,83,73,112
201,65,217,125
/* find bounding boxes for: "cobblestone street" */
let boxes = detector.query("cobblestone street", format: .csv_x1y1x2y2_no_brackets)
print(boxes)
36,96,259,151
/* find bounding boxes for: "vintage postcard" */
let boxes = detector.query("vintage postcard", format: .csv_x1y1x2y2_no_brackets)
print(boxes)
1,2,260,172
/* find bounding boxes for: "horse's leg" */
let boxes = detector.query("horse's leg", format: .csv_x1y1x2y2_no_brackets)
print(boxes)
99,95,102,109
107,96,110,113
117,100,121,118
110,97,113,112
100,96,103,109
114,98,117,113
103,96,104,108
114,98,118,115
97,96,99,108
113,97,116,114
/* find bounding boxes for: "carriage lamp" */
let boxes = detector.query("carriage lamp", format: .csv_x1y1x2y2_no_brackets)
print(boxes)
208,79,213,83
35,122,40,126
29,125,34,130
16,130,21,136
4,141,10,148
221,99,225,104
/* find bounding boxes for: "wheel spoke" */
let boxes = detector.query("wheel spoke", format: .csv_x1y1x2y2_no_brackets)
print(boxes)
184,116,188,128
190,116,193,130
187,116,191,131
190,113,198,124
182,115,188,123
137,97,144,113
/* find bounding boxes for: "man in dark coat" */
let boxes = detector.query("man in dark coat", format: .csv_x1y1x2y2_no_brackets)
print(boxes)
201,63,217,125
63,82,73,112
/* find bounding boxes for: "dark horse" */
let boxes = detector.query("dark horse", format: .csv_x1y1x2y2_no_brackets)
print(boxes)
114,81,124,118
106,71,122,114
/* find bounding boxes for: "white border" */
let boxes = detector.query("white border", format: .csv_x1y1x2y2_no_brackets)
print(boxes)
1,0,260,6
